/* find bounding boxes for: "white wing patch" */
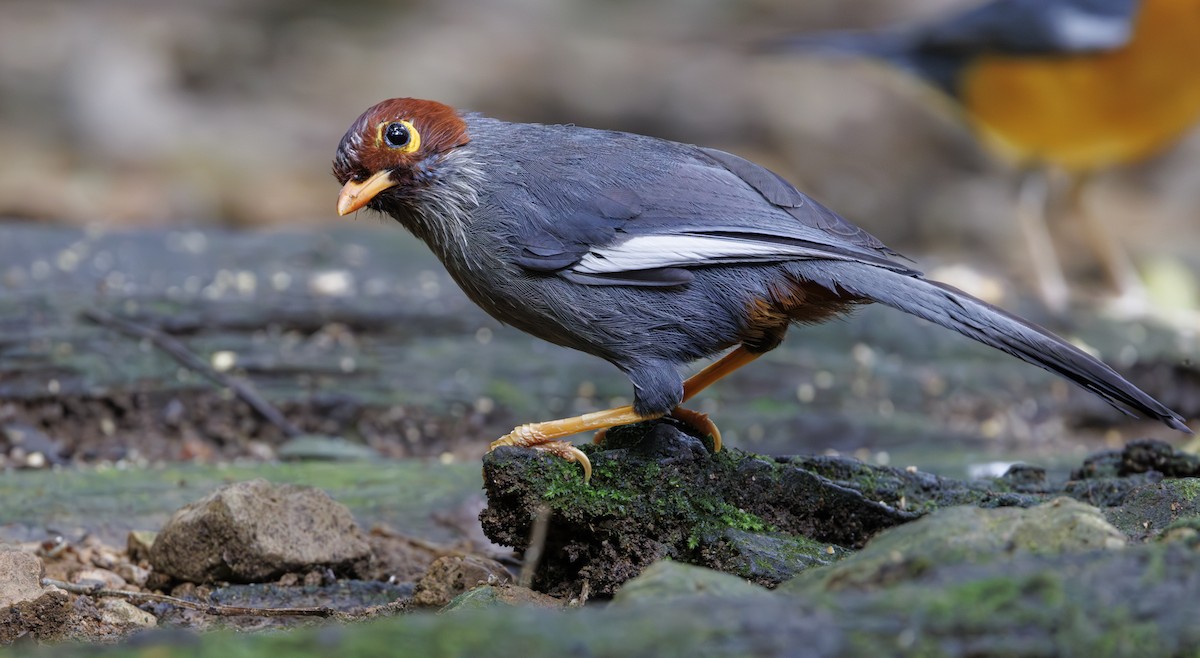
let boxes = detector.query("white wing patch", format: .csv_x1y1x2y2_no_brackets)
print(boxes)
572,234,852,274
1051,6,1132,50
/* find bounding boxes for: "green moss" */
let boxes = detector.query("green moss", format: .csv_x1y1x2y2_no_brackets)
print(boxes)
516,441,777,553
1167,478,1200,502
484,379,536,414
1138,544,1174,588
746,534,844,577
686,502,775,551
1159,516,1200,535
0,460,483,544
747,398,792,415
926,572,1066,628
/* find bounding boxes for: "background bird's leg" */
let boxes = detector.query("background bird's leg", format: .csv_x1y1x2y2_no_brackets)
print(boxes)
1016,167,1070,313
1068,173,1148,312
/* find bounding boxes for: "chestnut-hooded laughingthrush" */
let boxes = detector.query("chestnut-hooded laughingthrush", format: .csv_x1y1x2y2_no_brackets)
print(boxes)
333,98,1190,481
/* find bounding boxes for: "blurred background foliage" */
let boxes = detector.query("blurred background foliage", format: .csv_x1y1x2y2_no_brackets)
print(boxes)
0,0,1196,292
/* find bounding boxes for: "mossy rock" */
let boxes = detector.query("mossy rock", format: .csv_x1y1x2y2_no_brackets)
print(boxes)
480,420,1041,596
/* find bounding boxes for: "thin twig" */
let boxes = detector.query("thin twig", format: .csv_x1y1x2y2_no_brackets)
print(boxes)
370,527,472,559
518,503,552,589
43,578,340,618
81,308,302,438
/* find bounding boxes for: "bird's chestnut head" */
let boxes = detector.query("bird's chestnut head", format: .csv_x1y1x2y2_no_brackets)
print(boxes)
333,98,470,216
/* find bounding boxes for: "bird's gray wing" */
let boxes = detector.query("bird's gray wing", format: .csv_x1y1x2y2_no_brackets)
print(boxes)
505,142,916,287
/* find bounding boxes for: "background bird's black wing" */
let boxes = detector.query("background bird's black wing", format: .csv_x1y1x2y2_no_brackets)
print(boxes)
916,0,1139,55
764,0,1140,94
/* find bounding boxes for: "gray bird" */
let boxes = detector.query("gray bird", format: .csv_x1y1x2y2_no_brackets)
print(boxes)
334,97,1190,481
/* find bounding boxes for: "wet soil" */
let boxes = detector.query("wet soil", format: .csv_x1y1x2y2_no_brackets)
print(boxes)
0,223,1196,649
1,223,1194,476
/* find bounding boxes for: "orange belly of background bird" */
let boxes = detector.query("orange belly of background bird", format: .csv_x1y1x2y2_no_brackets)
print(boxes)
962,0,1200,170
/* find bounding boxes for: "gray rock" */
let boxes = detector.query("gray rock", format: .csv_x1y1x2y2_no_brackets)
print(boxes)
481,422,1030,597
441,584,565,613
0,545,44,606
96,599,157,629
695,528,849,587
149,479,371,583
612,560,769,605
412,555,512,608
1104,478,1200,540
784,497,1125,593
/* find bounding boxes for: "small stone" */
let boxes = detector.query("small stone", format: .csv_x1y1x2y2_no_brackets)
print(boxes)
149,479,371,584
115,563,151,588
210,350,238,372
0,546,45,606
412,555,512,608
612,560,769,605
1,422,64,466
441,584,563,613
97,599,157,628
72,568,127,590
126,530,157,563
309,270,355,297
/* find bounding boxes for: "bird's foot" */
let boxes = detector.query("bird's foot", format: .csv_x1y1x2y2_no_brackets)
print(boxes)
668,407,722,452
592,406,722,453
490,425,592,483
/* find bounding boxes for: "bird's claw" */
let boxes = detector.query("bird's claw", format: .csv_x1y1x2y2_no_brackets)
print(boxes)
667,407,722,453
490,429,593,483
591,407,722,453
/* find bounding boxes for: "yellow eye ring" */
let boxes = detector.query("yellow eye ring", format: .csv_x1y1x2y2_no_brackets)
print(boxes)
376,120,421,153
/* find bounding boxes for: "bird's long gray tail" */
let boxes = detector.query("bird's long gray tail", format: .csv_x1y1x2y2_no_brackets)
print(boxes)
798,261,1191,433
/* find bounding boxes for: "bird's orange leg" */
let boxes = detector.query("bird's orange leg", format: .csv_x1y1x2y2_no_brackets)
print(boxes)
681,345,761,403
1068,174,1147,312
491,346,761,481
1016,169,1070,313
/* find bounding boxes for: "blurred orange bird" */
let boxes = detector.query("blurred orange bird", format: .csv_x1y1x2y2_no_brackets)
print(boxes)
771,0,1200,313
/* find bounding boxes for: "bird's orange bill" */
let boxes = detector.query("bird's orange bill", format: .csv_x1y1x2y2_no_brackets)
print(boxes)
337,169,397,216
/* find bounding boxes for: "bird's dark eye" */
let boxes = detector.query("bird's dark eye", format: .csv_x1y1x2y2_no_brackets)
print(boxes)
376,119,421,153
383,122,410,148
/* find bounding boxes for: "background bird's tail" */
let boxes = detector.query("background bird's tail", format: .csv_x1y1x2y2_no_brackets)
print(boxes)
757,28,961,95
760,29,914,60
796,261,1191,433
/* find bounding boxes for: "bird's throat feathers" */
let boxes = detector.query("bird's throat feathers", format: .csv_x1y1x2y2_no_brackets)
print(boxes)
396,146,486,265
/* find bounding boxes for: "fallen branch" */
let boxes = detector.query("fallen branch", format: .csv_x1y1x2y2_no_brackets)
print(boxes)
43,578,341,619
80,308,302,438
